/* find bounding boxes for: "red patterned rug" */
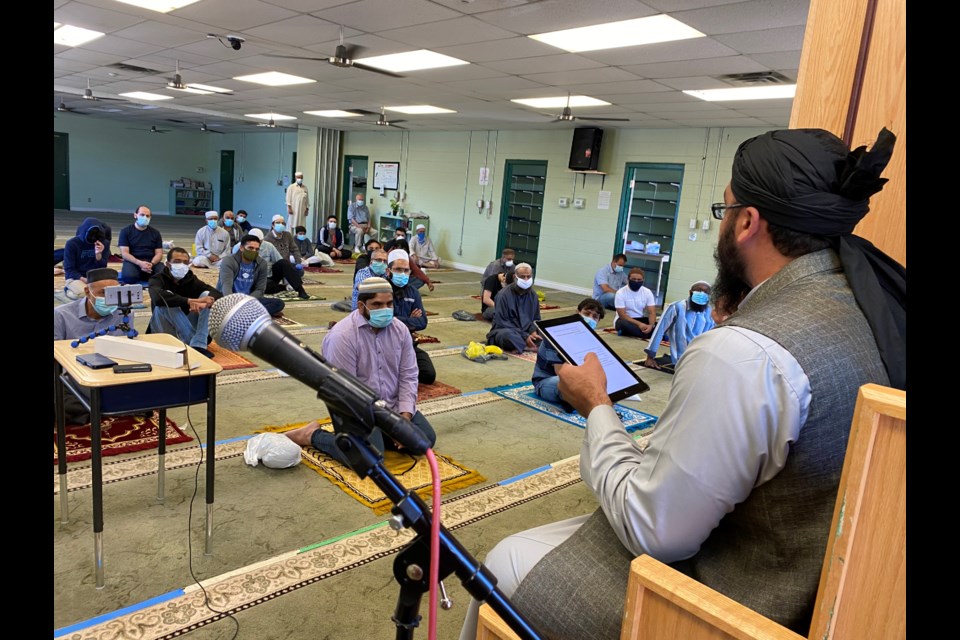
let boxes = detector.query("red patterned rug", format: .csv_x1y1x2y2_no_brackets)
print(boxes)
417,380,461,401
53,413,193,464
540,304,560,310
413,333,440,345
333,258,356,265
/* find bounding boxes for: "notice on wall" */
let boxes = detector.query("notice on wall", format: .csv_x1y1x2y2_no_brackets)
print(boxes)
597,190,611,210
479,167,490,186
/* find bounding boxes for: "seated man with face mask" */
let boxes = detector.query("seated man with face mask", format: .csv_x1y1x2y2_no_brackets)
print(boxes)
148,246,223,359
385,249,436,385
532,298,605,412
485,262,542,355
642,280,716,372
352,248,388,310
614,267,659,339
282,277,437,464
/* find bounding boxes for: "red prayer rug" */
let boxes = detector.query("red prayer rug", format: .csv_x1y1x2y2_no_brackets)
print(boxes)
53,413,192,464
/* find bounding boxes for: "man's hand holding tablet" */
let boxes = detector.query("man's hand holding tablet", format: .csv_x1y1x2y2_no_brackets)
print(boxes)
558,352,613,417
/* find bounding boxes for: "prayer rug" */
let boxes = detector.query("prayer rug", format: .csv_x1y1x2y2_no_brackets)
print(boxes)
504,351,538,363
417,380,461,401
272,315,301,327
413,333,440,345
540,303,560,310
207,342,257,370
473,312,491,322
333,258,356,265
471,295,482,300
424,310,438,316
257,420,484,515
487,381,658,433
304,266,343,273
53,413,192,464
269,291,325,301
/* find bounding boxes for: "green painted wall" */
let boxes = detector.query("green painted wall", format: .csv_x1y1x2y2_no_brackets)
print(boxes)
342,126,773,303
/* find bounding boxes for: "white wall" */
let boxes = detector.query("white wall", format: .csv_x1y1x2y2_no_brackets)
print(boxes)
342,126,773,303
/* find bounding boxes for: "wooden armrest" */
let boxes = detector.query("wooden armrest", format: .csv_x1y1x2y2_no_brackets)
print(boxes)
477,603,522,640
621,555,804,640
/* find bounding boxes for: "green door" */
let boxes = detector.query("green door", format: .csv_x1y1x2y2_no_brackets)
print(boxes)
219,150,234,213
498,160,547,269
54,131,70,210
342,155,368,228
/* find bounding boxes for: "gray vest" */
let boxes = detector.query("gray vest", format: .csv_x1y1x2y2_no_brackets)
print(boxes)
511,250,889,638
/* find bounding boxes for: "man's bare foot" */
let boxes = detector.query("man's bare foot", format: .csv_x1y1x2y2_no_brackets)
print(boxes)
285,421,322,446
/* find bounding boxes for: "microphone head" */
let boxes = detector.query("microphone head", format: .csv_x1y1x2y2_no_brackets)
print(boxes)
210,293,271,351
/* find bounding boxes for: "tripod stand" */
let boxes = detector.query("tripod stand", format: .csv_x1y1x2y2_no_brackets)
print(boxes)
331,413,543,640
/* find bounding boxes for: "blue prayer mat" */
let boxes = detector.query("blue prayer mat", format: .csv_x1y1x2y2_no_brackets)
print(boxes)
487,381,657,433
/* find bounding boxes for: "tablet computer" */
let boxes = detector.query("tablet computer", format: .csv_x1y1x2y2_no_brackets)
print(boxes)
535,314,650,403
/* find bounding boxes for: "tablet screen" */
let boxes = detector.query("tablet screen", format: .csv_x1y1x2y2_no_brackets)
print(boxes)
535,315,649,403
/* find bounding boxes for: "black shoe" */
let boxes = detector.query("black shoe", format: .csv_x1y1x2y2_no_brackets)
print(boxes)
193,346,215,359
559,400,577,414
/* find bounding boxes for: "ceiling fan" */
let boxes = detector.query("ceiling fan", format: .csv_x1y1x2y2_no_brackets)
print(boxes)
546,93,629,123
264,25,403,78
372,107,406,129
82,78,123,102
127,125,171,134
164,60,234,95
57,96,86,114
200,122,224,134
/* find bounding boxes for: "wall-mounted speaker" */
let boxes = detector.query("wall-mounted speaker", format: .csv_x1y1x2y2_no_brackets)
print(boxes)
569,127,603,171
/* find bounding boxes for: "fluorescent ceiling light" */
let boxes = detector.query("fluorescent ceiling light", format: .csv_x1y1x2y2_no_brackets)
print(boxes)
304,110,363,118
234,72,316,87
186,83,233,94
111,0,202,12
683,85,797,101
384,105,456,115
53,24,105,47
529,15,705,53
354,50,468,73
245,113,297,121
118,91,174,100
511,95,610,109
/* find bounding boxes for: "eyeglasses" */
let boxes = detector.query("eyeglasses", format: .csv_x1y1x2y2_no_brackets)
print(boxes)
711,202,747,220
391,267,412,275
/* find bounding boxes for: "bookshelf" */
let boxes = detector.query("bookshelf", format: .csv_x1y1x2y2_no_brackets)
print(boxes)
169,187,214,216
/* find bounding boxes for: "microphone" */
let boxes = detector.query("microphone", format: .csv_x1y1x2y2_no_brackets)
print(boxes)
210,293,431,454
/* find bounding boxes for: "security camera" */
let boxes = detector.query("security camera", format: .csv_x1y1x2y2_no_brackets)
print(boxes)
227,36,244,50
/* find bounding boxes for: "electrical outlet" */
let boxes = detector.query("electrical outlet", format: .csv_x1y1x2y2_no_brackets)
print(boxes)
689,218,697,229
701,219,711,231
485,200,492,210
558,197,569,208
477,199,484,209
573,198,585,209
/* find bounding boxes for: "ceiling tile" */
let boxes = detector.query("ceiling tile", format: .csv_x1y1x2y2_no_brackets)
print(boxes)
436,37,562,63
621,56,768,79
713,25,806,53
57,48,128,66
666,116,771,126
378,16,516,48
245,15,344,46
54,2,145,32
405,64,509,83
642,1,745,10
262,0,360,11
476,0,657,34
314,0,462,32
573,79,675,95
483,53,604,75
578,37,740,66
174,0,300,32
521,67,641,86
653,75,734,90
672,0,810,36
747,51,803,70
445,75,549,97
429,0,528,13
81,36,166,58
110,21,209,47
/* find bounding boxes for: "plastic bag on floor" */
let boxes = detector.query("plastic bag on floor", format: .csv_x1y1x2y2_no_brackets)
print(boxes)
244,432,302,469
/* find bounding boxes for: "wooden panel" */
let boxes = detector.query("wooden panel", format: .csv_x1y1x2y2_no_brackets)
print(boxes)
810,384,906,640
850,0,907,265
476,604,521,640
622,556,804,640
789,0,869,135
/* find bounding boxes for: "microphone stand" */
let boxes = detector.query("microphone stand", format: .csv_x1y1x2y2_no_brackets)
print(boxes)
328,411,544,640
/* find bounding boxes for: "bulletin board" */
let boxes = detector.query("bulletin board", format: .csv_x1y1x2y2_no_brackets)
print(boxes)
373,161,400,191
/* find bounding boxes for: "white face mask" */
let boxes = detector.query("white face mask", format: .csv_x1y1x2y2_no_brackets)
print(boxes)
504,259,514,267
169,263,190,280
356,199,364,206
327,222,337,229
296,178,303,185
516,277,533,290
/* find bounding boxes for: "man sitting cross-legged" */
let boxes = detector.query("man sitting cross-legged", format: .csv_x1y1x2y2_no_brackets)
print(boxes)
385,249,436,384
284,277,437,464
218,234,285,318
148,247,222,358
485,262,541,355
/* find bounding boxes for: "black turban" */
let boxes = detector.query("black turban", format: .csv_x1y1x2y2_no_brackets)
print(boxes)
731,128,906,390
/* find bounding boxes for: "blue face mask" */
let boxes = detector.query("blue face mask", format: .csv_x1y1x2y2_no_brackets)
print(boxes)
224,219,234,227
370,261,387,275
367,307,393,328
581,314,598,330
237,216,246,223
417,232,425,241
691,291,710,305
391,272,410,287
274,223,285,234
613,264,623,273
296,234,307,241
92,296,118,317
137,215,150,227
207,219,218,229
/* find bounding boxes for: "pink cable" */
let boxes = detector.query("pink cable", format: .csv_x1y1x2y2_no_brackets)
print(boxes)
425,448,441,640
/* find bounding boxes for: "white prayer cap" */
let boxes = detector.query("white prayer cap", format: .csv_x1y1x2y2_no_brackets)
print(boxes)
692,280,712,288
205,210,219,219
358,277,392,294
415,223,426,230
294,171,303,177
271,214,285,224
249,228,264,241
387,249,409,265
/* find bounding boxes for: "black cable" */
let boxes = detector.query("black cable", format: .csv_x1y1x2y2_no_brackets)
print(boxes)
155,271,240,639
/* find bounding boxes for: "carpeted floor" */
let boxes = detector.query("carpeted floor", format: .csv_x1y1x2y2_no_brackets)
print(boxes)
53,210,679,640
53,413,191,464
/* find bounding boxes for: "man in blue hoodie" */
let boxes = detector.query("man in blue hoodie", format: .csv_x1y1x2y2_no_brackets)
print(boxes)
62,217,111,300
